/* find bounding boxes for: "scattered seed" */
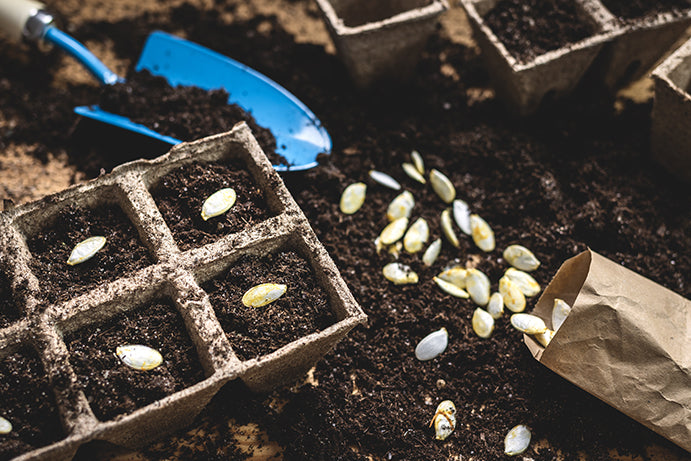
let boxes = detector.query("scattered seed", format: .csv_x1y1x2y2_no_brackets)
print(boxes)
386,190,415,221
504,424,531,456
116,345,163,371
503,245,540,272
452,199,471,235
499,276,526,313
339,182,366,214
430,400,456,440
411,149,425,174
242,283,287,307
402,163,427,184
437,266,467,289
441,208,460,248
534,328,555,347
404,217,429,253
0,416,11,434
201,187,237,221
388,241,403,259
383,262,418,285
433,276,470,298
510,313,547,335
369,170,401,190
415,327,448,361
504,268,541,297
470,214,495,252
487,292,504,319
472,308,495,338
422,239,442,266
67,236,106,265
374,236,385,254
430,169,456,204
466,268,490,306
552,298,572,331
380,217,409,245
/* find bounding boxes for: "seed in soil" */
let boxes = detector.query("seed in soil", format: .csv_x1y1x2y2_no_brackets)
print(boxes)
67,236,107,265
472,308,495,338
340,182,367,215
487,292,505,319
453,199,471,235
402,163,426,184
411,150,425,174
441,208,460,248
404,217,429,253
383,262,418,285
504,268,541,297
499,276,526,313
503,244,540,271
433,276,469,298
369,170,401,190
201,187,237,221
429,169,456,204
386,190,415,221
242,283,288,307
422,239,442,266
415,327,448,361
504,424,531,456
380,217,409,245
430,400,456,440
510,313,547,334
116,345,164,371
466,268,491,306
470,214,495,252
534,328,555,347
0,416,11,434
552,298,572,330
437,266,467,288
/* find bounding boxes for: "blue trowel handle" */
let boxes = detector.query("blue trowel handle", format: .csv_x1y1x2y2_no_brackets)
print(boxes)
0,0,121,85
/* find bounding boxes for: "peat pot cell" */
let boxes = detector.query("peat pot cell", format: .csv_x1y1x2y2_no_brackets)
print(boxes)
483,0,597,64
150,161,272,251
202,251,335,361
0,271,21,328
600,0,691,20
331,0,433,27
64,299,205,422
26,203,155,305
0,347,65,459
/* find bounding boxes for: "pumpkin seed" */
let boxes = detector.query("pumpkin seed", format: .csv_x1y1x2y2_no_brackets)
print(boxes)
504,268,540,297
415,327,448,361
452,199,471,235
472,308,494,338
534,328,555,347
429,169,456,204
430,400,456,440
380,217,409,245
369,170,401,190
499,276,526,313
411,150,425,174
0,416,11,434
441,208,460,248
339,182,366,214
504,424,531,456
402,163,426,184
67,236,106,265
386,190,415,221
374,236,385,254
552,298,572,331
503,245,540,272
510,313,547,335
470,214,495,252
388,241,403,259
433,277,469,298
487,292,504,319
201,187,237,221
422,239,442,266
116,345,163,371
437,266,467,289
242,283,287,307
466,268,490,306
404,217,429,253
383,262,418,285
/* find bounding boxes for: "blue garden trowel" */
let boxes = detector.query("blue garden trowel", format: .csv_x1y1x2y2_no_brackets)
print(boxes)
0,0,331,171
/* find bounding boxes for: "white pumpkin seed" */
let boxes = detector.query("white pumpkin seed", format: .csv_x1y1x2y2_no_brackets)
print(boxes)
388,241,403,259
430,400,456,440
466,268,490,306
369,170,401,190
411,150,425,175
504,424,531,456
472,308,494,338
0,416,11,434
552,298,572,331
429,169,456,204
422,239,442,266
404,217,429,253
470,214,495,252
374,236,385,254
452,199,472,235
499,276,526,313
383,262,418,285
534,328,555,347
386,190,415,221
437,266,467,289
402,163,427,184
242,283,287,307
487,292,504,319
510,313,547,335
201,187,237,221
67,236,106,265
380,217,409,245
339,182,366,215
441,208,460,248
503,245,540,272
116,345,163,371
433,277,469,298
415,327,448,361
504,268,540,297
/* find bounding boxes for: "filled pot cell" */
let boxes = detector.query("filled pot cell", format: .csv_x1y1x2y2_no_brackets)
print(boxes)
203,251,336,361
600,0,691,20
64,299,205,422
0,271,21,328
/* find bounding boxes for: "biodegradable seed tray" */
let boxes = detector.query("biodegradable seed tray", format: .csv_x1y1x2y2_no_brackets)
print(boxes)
0,123,366,461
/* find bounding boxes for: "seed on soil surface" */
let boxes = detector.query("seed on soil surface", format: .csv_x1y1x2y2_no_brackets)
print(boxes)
380,217,409,245
116,345,163,371
504,424,531,456
411,149,425,174
504,268,541,297
402,163,426,184
415,327,448,361
386,190,415,221
487,292,504,319
422,238,442,266
503,244,540,271
499,276,526,313
0,416,11,434
404,217,429,253
430,400,456,440
339,182,366,215
437,266,467,288
433,276,470,298
452,199,471,235
466,268,491,306
383,262,418,285
441,208,460,248
472,308,495,338
201,187,237,221
242,283,288,307
388,241,403,259
369,170,401,190
67,236,106,265
534,328,555,347
470,214,495,252
429,169,456,204
552,298,572,331
510,313,547,335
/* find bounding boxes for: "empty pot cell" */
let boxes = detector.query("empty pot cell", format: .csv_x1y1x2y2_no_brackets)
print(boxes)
600,0,691,19
26,203,155,305
150,160,272,251
0,346,65,459
63,299,205,422
330,0,433,27
203,251,335,360
0,271,21,328
483,0,598,63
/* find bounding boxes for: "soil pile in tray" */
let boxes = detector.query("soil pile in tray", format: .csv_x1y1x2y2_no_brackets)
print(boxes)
484,0,597,63
601,0,691,19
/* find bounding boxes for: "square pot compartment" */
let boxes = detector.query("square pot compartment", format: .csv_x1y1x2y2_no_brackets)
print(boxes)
315,0,450,87
0,268,22,329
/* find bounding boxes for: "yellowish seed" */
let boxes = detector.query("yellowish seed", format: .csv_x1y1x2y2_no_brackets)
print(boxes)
201,187,237,221
0,416,11,434
383,262,418,285
430,169,456,204
503,244,540,272
242,283,287,307
422,239,442,266
380,217,409,245
499,276,526,313
116,345,163,371
437,267,467,289
441,208,460,248
67,236,106,266
386,190,415,221
472,308,494,338
404,217,429,253
369,170,401,190
487,292,504,319
433,277,469,298
430,400,456,440
466,268,490,306
402,163,427,184
504,268,541,297
534,328,555,347
552,298,572,331
504,424,531,456
470,214,495,252
510,313,547,335
411,150,425,175
339,182,366,214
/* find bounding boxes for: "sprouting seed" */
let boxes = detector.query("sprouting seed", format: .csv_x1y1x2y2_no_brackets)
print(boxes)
116,345,163,371
534,328,555,347
487,292,504,319
472,308,494,338
433,277,469,298
441,208,460,248
429,169,456,204
402,163,426,184
369,170,401,190
430,400,456,440
510,313,547,335
470,214,495,252
504,268,540,297
386,190,415,221
242,283,287,307
437,266,467,289
67,236,106,265
339,182,367,214
503,245,540,272
201,187,237,221
504,424,531,456
0,416,11,434
380,217,409,245
499,276,526,313
552,298,572,331
383,262,418,285
415,327,448,361
422,239,442,266
466,268,490,306
411,150,425,174
452,199,471,235
404,217,429,253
